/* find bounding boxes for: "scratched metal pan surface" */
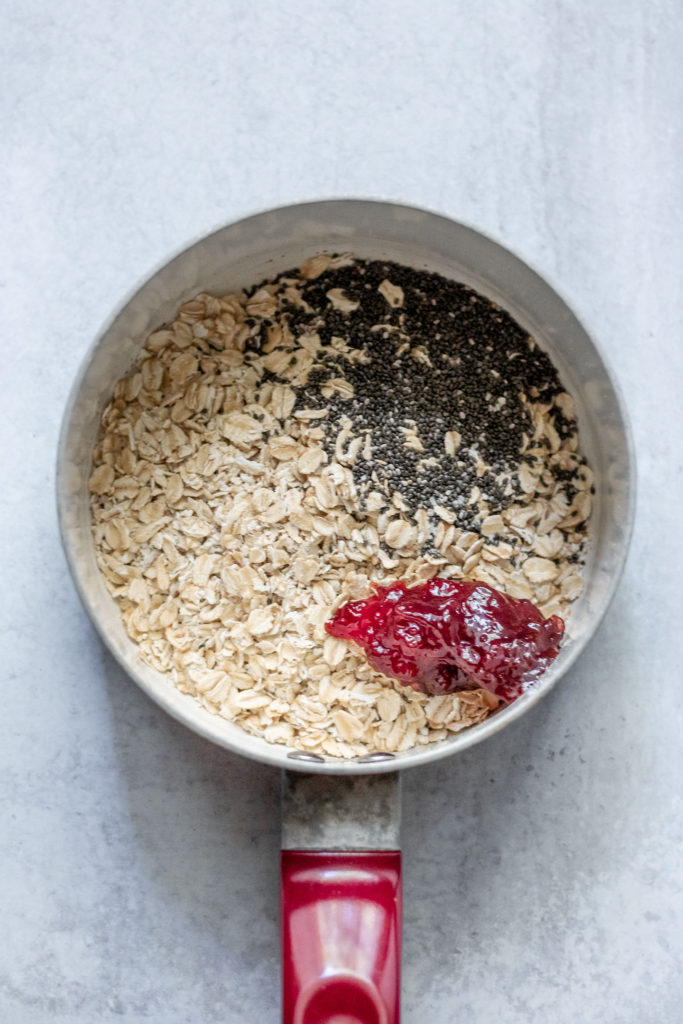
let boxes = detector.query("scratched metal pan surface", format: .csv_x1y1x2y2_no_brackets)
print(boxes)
57,199,635,774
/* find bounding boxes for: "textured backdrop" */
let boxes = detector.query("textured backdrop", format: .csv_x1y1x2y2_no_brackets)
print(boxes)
1,2,682,1021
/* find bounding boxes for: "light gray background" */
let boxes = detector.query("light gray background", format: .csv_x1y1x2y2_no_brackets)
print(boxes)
2,2,681,1021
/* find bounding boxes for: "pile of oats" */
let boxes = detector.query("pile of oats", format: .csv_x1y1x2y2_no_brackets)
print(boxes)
89,255,592,758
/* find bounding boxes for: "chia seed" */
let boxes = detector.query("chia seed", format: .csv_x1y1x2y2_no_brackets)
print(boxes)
246,258,578,535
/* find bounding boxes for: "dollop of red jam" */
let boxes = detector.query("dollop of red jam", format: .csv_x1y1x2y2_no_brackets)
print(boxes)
326,579,565,703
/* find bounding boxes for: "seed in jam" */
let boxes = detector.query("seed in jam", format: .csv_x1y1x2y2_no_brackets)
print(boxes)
325,578,565,703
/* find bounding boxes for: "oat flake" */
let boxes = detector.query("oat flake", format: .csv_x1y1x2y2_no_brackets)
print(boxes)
90,258,591,758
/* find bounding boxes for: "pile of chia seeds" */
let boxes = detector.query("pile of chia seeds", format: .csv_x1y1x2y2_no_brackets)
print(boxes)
247,259,578,532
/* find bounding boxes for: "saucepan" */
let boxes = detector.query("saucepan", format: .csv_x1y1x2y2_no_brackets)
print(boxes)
57,200,634,1023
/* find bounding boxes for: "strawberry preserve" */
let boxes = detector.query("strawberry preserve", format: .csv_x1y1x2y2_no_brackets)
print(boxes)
326,578,565,704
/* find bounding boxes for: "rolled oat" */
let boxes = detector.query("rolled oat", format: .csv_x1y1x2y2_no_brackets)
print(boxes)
89,256,591,757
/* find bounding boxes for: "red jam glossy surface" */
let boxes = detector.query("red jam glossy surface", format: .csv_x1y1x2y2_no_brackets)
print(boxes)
326,579,565,704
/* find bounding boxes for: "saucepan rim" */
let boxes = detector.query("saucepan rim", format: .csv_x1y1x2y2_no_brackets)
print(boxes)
57,197,636,774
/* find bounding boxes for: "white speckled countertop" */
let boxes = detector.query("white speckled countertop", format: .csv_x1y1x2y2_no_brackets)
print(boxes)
2,2,682,1021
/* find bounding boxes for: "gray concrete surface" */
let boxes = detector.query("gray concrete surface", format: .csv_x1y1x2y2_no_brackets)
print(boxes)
2,1,682,1021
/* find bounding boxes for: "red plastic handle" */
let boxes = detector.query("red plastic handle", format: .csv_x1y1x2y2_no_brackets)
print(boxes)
281,851,402,1024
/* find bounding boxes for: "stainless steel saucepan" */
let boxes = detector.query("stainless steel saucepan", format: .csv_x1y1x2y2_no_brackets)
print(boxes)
58,200,634,1024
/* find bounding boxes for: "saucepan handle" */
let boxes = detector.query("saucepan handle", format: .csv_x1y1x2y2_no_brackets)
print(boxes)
281,849,402,1024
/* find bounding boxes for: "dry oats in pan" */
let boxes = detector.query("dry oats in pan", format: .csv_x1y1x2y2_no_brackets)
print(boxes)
89,255,592,758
